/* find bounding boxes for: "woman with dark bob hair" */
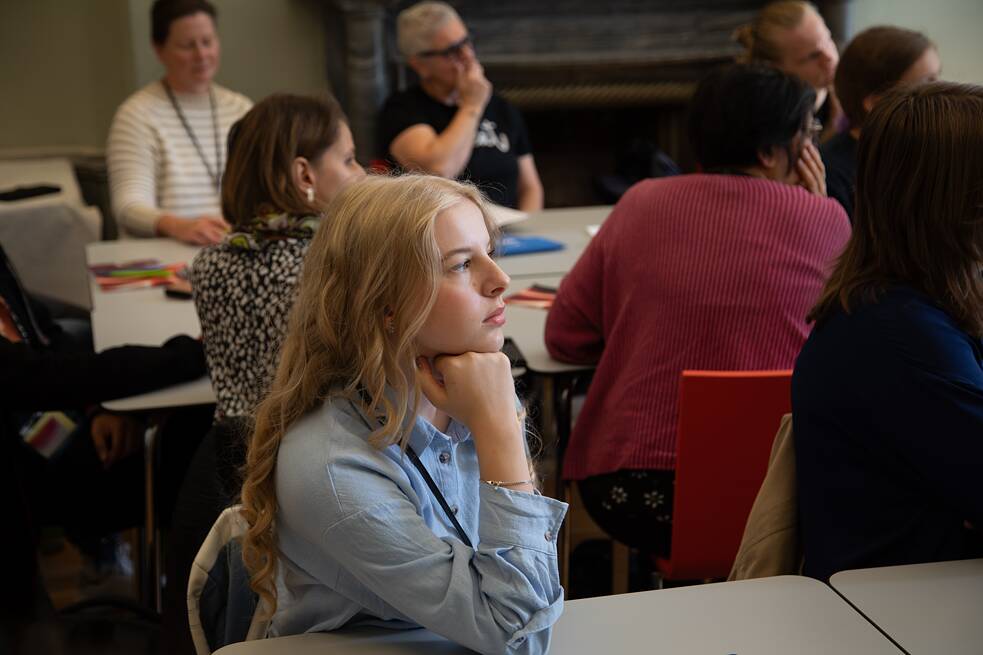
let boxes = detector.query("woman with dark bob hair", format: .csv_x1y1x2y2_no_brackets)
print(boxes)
794,82,983,581
545,64,849,559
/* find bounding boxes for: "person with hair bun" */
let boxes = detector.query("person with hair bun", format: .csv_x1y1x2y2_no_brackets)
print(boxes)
239,175,566,654
107,0,252,244
822,26,940,220
735,1,840,136
794,82,983,581
190,93,364,420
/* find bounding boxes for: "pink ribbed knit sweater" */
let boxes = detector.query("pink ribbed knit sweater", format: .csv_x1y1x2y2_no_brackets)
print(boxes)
545,174,850,479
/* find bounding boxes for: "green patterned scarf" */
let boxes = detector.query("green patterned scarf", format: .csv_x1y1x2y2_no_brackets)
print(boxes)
226,212,321,250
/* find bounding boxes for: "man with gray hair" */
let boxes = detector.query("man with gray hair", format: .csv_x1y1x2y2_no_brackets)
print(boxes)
379,1,543,211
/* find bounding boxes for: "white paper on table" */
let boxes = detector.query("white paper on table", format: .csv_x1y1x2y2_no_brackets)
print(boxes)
486,203,529,227
586,224,600,237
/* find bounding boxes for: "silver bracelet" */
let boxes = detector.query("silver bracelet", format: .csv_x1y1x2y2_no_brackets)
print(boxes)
482,479,535,488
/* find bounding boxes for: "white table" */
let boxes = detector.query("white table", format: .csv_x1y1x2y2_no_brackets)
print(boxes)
215,575,903,654
85,203,609,411
505,275,582,376
0,157,101,309
499,205,609,279
86,239,215,412
830,558,983,655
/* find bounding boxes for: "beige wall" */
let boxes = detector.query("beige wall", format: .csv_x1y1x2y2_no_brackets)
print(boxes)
0,0,330,153
127,0,330,101
847,0,983,84
0,0,135,152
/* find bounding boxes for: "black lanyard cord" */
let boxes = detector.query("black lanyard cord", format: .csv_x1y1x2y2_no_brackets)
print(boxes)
346,397,473,548
162,79,222,193
405,446,473,549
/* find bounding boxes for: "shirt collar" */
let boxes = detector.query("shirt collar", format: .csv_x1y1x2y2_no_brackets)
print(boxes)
407,415,470,455
339,389,470,455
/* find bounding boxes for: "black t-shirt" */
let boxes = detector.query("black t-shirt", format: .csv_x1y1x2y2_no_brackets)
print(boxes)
821,131,858,223
379,85,532,208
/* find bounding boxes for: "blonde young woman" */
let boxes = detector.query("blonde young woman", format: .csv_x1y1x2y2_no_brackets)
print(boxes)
239,175,567,654
735,1,841,135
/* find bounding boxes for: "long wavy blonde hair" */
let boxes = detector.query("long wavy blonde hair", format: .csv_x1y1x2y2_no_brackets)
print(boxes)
239,174,497,617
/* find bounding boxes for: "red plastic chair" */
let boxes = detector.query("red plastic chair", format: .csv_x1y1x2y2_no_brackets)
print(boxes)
653,370,792,582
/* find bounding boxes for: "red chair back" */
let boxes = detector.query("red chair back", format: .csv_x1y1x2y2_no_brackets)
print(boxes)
654,370,792,580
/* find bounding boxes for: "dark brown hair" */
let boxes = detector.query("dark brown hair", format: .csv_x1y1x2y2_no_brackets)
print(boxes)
221,94,346,227
689,63,815,171
808,82,983,336
151,0,216,45
835,26,935,128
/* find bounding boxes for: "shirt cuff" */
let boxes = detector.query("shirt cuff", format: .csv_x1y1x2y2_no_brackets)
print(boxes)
477,483,568,554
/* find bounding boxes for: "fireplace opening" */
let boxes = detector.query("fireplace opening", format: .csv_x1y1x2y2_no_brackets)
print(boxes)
514,86,698,207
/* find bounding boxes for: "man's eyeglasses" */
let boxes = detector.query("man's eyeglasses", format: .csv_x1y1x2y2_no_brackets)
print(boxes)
417,35,473,59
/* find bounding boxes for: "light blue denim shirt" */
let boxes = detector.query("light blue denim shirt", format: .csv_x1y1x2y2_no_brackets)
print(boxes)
271,395,569,655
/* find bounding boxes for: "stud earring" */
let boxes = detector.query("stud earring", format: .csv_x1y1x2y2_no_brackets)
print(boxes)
306,187,315,203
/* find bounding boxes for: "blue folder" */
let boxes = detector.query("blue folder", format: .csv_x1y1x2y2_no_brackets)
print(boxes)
498,235,565,256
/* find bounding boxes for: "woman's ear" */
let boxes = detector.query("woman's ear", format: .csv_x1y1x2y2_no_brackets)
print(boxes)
862,93,878,115
292,156,315,193
756,146,781,174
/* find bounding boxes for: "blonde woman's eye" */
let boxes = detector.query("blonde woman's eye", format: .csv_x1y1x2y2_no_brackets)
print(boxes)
451,259,471,272
487,247,497,258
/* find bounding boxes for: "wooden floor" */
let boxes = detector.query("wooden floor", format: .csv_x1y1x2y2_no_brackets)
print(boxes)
39,532,140,609
21,532,159,655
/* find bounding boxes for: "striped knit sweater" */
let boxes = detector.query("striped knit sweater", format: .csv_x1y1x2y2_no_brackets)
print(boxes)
107,81,252,237
545,174,851,479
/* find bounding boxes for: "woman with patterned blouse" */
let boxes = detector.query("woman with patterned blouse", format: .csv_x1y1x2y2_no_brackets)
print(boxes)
190,93,365,419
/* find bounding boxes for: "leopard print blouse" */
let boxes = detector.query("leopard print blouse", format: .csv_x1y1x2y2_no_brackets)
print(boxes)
190,238,310,418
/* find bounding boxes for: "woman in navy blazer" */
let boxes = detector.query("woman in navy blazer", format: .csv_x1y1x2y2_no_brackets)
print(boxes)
793,81,983,581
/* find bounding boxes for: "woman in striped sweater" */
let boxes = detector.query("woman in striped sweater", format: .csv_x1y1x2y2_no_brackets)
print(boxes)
107,0,252,245
544,64,850,559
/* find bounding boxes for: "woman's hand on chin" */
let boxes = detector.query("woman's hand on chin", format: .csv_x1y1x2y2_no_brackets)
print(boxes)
415,352,515,432
418,352,532,491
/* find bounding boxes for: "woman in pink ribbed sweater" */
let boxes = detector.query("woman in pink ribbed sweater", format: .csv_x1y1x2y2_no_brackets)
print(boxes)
545,64,850,558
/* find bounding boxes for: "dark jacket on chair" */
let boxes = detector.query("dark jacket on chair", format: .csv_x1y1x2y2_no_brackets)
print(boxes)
0,243,206,624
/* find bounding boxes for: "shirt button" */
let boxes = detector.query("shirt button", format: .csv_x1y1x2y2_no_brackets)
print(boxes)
544,530,554,542
438,451,451,464
451,505,459,515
